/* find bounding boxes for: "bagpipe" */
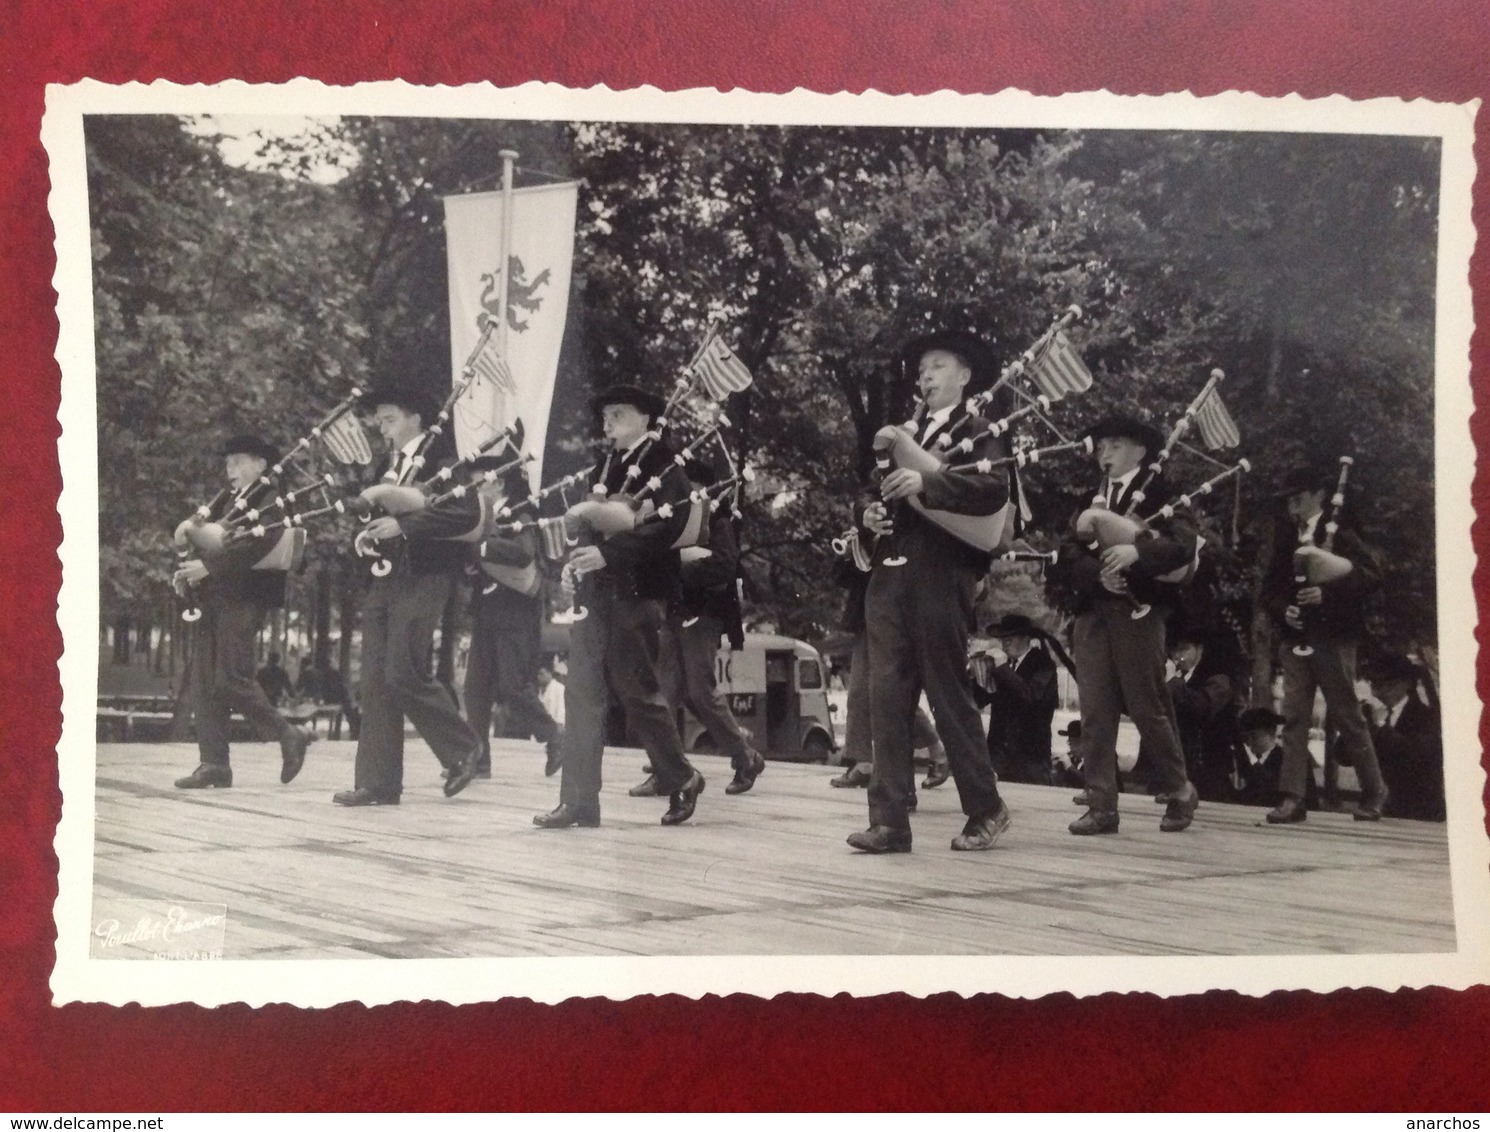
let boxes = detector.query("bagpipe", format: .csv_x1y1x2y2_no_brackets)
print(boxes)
523,324,755,620
1290,455,1355,657
171,391,374,621
863,306,1094,566
350,324,520,575
1074,455,1250,620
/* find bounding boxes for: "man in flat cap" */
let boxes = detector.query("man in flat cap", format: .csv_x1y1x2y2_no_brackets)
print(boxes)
535,384,705,829
332,381,485,806
849,329,1012,854
171,434,315,789
1050,414,1201,835
1260,464,1388,824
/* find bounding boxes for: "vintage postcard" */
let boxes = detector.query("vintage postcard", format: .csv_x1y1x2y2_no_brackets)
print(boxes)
46,80,1486,1006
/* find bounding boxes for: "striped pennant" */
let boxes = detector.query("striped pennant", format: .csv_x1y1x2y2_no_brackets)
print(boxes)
1193,386,1242,450
321,411,373,465
1025,329,1093,402
469,336,518,398
538,517,571,561
688,335,754,400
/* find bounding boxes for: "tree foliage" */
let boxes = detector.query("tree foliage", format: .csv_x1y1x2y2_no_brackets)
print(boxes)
86,115,1441,670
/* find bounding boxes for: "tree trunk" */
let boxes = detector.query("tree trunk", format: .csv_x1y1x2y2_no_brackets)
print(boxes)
112,616,131,666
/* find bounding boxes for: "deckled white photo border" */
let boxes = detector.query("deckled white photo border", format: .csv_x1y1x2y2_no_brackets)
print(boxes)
45,80,1487,1006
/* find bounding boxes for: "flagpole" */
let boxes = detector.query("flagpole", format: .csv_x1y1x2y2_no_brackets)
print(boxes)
495,150,518,361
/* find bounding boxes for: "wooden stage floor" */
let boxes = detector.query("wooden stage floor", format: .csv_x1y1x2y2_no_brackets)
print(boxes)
90,739,1457,959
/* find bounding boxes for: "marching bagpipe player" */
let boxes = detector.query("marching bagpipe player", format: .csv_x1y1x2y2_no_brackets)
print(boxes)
533,383,706,830
1048,414,1202,836
331,380,487,807
170,434,316,790
847,329,1013,855
1259,461,1389,824
463,443,565,781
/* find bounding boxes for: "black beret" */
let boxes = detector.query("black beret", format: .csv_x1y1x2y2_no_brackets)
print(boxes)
221,434,278,463
590,383,667,422
902,329,998,396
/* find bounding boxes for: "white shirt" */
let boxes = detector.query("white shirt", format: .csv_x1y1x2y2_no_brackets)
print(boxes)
919,404,956,443
1103,468,1140,508
387,434,426,485
1297,511,1321,545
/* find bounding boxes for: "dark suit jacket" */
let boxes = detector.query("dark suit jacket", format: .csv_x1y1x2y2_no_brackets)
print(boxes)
1374,695,1445,821
977,645,1058,768
1049,472,1200,616
199,480,287,609
593,437,690,603
1260,514,1381,641
863,402,1011,575
383,448,484,576
474,493,541,627
677,505,745,648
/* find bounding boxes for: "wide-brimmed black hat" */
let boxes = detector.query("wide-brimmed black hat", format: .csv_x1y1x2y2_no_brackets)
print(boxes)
1084,414,1165,456
1237,706,1286,732
590,383,667,422
1057,720,1082,739
221,434,278,463
987,613,1039,638
1367,654,1421,685
901,329,998,395
1272,463,1335,498
362,380,441,426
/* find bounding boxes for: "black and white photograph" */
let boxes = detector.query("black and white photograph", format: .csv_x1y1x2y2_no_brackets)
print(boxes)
46,82,1486,1006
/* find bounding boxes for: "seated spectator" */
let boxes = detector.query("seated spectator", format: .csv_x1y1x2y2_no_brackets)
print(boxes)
1053,720,1084,788
1368,654,1445,821
1235,706,1285,806
256,652,293,706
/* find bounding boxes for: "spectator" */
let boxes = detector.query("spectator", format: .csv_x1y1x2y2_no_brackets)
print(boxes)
256,651,293,706
1368,654,1445,821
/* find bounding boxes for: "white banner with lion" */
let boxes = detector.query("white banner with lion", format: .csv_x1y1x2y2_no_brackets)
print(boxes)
444,181,578,487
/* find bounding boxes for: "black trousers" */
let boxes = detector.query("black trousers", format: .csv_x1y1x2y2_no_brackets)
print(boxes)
659,611,751,765
1072,599,1190,811
354,569,480,797
865,557,1001,830
559,579,693,813
463,595,559,759
191,596,296,766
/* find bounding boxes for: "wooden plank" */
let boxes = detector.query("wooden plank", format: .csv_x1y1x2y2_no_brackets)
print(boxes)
86,738,1457,959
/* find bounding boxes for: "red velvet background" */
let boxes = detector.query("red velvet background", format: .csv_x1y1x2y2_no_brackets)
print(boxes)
4,0,1488,1112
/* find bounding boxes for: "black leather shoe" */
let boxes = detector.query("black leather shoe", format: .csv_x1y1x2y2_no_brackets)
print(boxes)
279,727,315,784
443,750,480,798
725,749,766,795
629,773,663,797
662,771,705,826
532,802,600,829
1266,796,1307,825
333,787,399,807
1069,809,1120,836
830,764,872,788
1352,791,1389,822
1159,783,1199,833
544,735,563,777
921,761,951,789
175,764,232,789
951,802,1011,851
846,825,912,853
